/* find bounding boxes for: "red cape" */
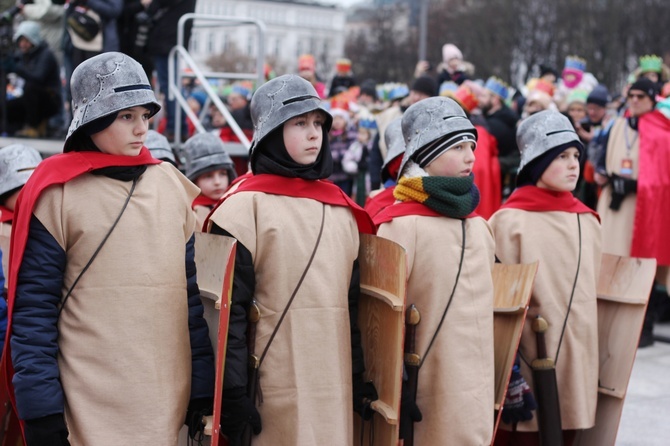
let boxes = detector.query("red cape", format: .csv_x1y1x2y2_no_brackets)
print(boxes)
0,206,14,223
501,185,600,222
633,110,670,265
373,200,478,227
192,194,218,209
1,149,160,432
472,126,502,219
205,174,375,234
364,187,396,220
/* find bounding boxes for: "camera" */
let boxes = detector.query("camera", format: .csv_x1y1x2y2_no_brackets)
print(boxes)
579,119,591,133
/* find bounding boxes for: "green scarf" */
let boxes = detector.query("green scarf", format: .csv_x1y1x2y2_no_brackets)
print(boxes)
394,174,480,218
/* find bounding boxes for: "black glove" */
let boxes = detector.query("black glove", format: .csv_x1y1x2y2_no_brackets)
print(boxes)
609,174,637,210
398,382,422,440
501,355,537,425
185,397,213,440
352,373,378,421
220,387,261,446
24,413,70,446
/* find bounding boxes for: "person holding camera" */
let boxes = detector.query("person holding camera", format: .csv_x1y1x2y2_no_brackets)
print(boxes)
2,20,60,137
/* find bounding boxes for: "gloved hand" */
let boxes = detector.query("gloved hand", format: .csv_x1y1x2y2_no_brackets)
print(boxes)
220,387,261,446
352,373,378,421
399,383,422,440
609,174,637,210
501,355,537,425
185,397,213,440
24,413,70,446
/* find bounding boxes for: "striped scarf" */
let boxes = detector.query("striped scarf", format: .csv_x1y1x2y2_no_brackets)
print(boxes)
394,174,480,218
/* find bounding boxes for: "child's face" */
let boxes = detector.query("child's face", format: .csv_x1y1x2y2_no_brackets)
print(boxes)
282,111,326,165
331,116,347,131
424,142,476,177
537,147,581,192
567,103,586,124
357,127,370,144
195,169,230,201
211,108,227,128
91,106,151,156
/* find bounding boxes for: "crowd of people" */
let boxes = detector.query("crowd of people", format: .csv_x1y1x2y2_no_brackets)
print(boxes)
0,5,668,444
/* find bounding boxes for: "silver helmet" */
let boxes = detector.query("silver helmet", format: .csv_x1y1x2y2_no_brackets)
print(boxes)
184,132,237,182
381,117,405,182
0,144,42,197
517,110,582,173
399,96,476,176
248,74,332,163
65,52,161,152
145,130,175,163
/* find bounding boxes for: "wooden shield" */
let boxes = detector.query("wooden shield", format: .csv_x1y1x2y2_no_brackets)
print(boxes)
353,234,406,446
574,254,656,446
191,232,236,445
491,262,539,442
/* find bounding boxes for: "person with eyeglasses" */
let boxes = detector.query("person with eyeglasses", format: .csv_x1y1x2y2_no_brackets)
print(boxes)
594,77,670,348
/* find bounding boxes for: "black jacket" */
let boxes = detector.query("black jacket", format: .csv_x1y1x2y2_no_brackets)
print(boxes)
13,41,61,96
485,105,519,157
146,0,196,55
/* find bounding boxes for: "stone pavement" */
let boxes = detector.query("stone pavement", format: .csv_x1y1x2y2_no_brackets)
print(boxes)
616,321,670,445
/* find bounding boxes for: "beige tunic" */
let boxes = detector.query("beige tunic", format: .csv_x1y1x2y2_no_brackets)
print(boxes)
596,117,639,259
489,209,601,431
193,204,211,232
209,192,360,446
378,215,495,445
34,164,199,446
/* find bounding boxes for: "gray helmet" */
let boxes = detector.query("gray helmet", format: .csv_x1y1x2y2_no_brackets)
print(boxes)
381,117,405,182
184,132,237,182
249,74,332,163
517,110,583,173
399,96,476,176
0,144,43,197
65,52,161,152
145,130,175,163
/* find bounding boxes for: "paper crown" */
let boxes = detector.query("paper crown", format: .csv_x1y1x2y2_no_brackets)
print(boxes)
639,55,663,73
527,78,556,97
358,117,377,129
298,54,316,72
439,81,458,96
444,85,478,113
564,56,587,73
485,76,509,100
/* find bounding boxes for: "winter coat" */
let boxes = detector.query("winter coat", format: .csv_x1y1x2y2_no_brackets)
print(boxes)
87,0,124,52
489,208,601,431
329,129,357,183
485,105,519,158
377,214,495,445
11,164,214,445
21,0,65,64
208,191,362,446
146,0,196,56
13,41,61,96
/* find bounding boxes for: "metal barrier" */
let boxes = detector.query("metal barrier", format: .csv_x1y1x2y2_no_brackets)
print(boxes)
168,14,267,155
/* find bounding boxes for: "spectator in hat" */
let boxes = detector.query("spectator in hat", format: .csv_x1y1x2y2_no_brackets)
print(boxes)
2,21,61,138
636,54,669,86
594,77,670,348
297,54,326,99
329,108,357,195
329,58,357,98
436,43,470,85
478,76,519,199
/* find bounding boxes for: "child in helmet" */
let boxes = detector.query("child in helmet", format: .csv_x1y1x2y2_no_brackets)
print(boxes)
3,52,214,445
374,96,496,444
183,132,237,230
145,129,178,167
0,144,43,231
0,144,42,357
364,116,404,218
490,110,601,445
205,74,376,445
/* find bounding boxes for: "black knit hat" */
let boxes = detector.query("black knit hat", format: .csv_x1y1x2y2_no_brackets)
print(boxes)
517,142,583,187
629,78,659,103
411,76,438,97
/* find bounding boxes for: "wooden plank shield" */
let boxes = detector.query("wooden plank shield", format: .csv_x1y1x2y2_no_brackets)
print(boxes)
574,254,656,446
491,262,539,442
353,234,406,446
191,232,236,446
